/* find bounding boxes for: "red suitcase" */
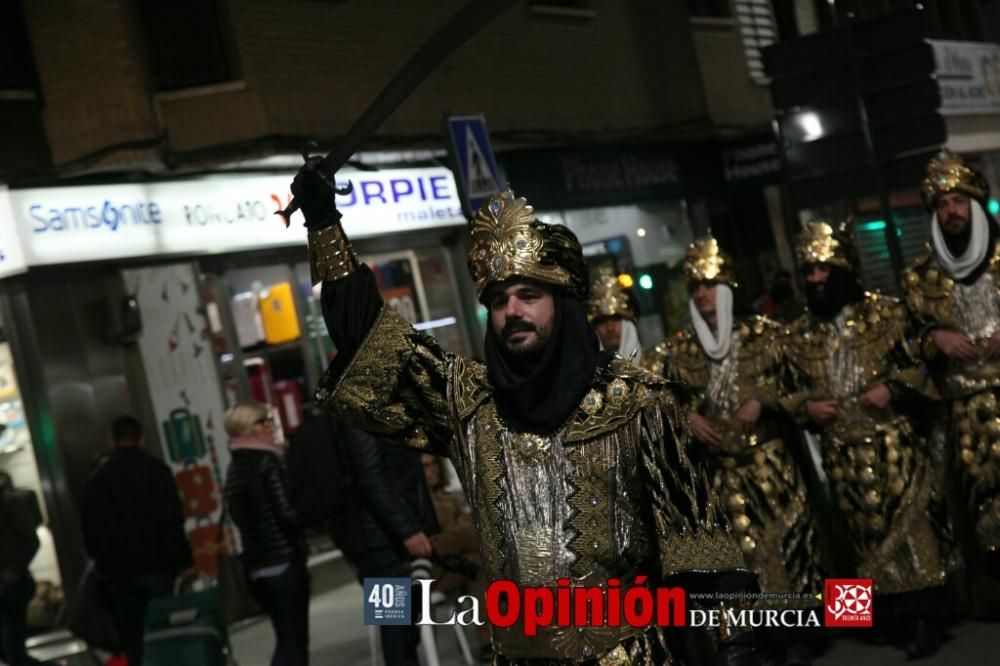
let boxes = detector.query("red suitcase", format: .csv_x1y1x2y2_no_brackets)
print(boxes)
174,465,219,519
187,521,222,577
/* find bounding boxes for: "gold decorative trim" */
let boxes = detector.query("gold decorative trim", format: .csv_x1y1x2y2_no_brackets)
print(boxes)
307,224,360,285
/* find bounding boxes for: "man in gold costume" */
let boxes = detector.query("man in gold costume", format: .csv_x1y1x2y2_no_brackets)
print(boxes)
902,151,1000,578
586,275,642,362
642,237,823,665
290,162,754,665
786,221,958,658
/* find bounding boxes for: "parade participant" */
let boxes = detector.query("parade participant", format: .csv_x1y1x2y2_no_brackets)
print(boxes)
586,274,642,361
902,150,1000,573
292,159,755,665
786,221,959,658
642,237,823,664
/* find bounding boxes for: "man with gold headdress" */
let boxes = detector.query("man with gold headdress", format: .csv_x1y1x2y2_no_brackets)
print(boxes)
786,220,958,658
586,274,642,362
902,150,1000,575
642,237,823,663
289,161,755,665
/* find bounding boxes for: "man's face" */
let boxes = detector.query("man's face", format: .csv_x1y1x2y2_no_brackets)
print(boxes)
488,281,556,357
935,192,972,235
804,263,832,299
691,283,718,321
594,317,623,350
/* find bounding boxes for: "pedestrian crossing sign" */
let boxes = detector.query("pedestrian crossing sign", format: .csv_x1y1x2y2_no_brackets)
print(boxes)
444,114,501,219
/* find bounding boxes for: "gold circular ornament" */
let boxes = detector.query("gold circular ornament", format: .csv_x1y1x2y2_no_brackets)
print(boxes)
513,433,552,464
581,390,603,415
727,493,747,511
606,379,629,406
888,478,905,496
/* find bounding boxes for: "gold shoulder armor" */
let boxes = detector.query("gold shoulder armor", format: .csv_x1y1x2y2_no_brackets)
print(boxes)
903,247,955,319
668,330,705,373
640,341,670,376
735,315,783,375
451,357,491,420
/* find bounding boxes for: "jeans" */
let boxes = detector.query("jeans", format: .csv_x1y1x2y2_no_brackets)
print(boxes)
247,558,310,666
107,571,174,666
356,549,420,666
0,572,37,666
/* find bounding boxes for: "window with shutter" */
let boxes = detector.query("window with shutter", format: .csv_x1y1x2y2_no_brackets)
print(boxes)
855,208,930,296
734,0,778,85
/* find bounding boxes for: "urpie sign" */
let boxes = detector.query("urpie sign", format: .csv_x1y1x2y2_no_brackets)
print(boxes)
5,168,465,268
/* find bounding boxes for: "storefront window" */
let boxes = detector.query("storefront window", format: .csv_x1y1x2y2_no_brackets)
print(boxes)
0,312,63,633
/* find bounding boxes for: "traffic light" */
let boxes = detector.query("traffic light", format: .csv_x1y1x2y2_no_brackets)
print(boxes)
638,274,654,290
989,199,1000,216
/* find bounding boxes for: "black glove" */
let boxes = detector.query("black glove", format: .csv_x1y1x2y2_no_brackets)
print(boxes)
290,156,342,230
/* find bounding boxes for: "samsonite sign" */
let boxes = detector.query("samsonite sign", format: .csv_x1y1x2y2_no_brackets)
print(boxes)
7,168,464,267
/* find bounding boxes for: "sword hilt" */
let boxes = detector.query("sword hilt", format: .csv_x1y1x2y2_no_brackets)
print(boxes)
275,180,353,229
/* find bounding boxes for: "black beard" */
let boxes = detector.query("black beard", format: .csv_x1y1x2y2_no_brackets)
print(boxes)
942,215,972,256
805,266,863,319
504,328,550,366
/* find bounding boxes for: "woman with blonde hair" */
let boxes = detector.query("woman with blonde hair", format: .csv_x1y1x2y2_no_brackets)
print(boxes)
223,401,309,666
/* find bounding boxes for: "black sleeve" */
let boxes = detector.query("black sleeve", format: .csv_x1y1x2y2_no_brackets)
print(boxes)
157,463,194,570
81,479,101,564
261,457,303,535
321,265,384,377
0,492,40,574
344,425,423,543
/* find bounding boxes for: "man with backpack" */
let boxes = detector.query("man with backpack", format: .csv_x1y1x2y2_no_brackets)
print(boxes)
0,469,43,666
287,408,438,666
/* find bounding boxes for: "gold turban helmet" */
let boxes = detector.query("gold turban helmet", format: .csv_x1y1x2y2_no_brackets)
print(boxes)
795,219,857,271
920,150,990,210
586,275,638,323
683,236,738,288
468,190,589,302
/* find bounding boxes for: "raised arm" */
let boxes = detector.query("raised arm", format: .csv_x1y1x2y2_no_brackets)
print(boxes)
291,161,455,455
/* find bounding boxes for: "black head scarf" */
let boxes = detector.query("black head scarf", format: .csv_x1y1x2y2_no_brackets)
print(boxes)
804,265,864,320
485,289,611,434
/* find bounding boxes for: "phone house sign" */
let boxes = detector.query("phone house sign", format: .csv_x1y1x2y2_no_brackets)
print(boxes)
1,168,466,270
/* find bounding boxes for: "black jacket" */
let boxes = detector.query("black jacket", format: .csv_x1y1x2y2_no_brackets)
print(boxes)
343,424,438,559
224,449,304,571
82,447,193,579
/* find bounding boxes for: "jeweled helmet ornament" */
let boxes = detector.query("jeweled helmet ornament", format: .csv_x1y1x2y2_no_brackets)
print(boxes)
920,149,990,210
683,236,738,288
468,190,589,302
795,219,858,272
586,275,638,323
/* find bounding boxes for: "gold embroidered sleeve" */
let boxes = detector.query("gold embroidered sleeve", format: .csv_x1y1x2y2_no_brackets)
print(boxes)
641,388,748,580
736,320,786,411
315,304,453,454
881,307,939,403
902,260,959,362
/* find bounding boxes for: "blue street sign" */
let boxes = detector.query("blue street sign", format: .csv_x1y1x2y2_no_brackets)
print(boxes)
444,114,501,219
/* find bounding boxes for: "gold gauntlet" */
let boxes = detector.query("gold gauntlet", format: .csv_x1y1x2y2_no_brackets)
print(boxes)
308,223,360,285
